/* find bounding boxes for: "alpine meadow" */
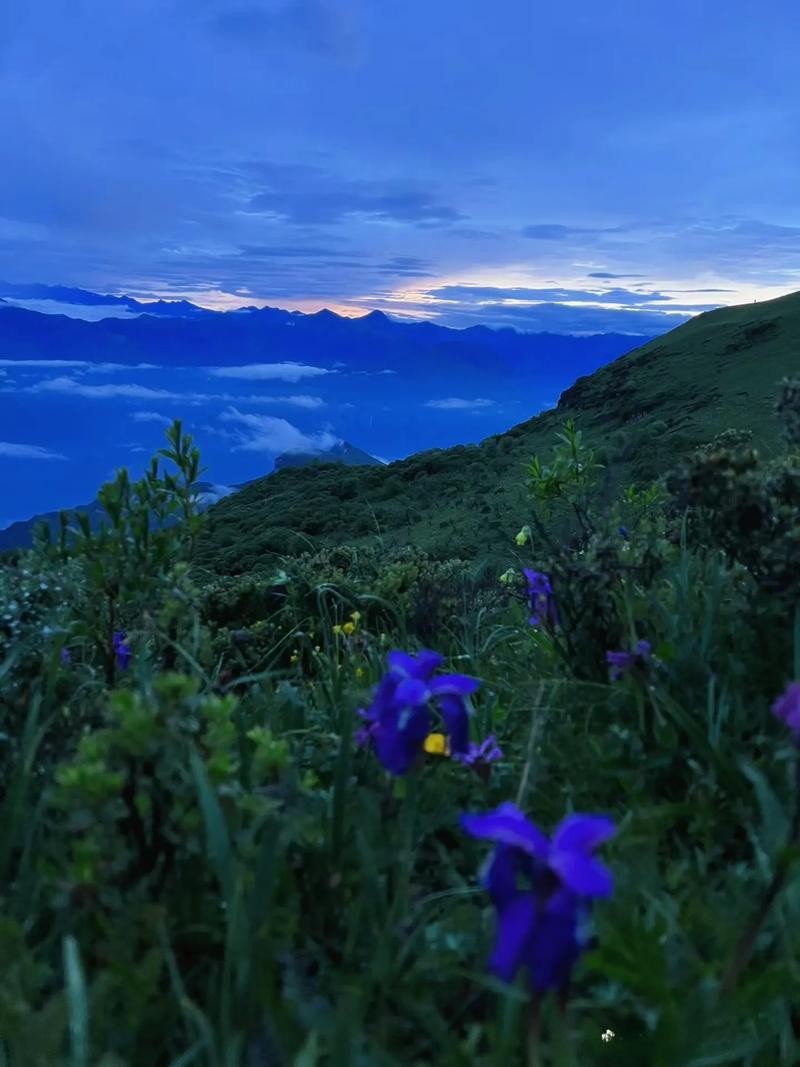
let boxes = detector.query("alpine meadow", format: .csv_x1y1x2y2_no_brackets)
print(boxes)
3,290,800,1064
3,1,800,1063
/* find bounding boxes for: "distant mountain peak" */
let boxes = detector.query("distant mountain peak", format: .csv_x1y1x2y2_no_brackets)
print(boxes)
273,439,382,472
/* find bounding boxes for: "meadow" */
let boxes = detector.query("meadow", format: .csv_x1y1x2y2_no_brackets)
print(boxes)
1,375,800,1064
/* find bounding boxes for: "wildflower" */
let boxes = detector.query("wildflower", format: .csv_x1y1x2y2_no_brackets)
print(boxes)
60,647,72,664
290,651,299,665
332,624,343,636
350,610,362,623
342,622,356,636
462,803,615,992
112,631,131,671
515,525,532,546
355,666,365,681
772,681,800,742
423,732,450,756
618,525,630,541
314,645,321,653
499,568,516,585
606,639,652,682
523,569,558,627
455,734,503,767
356,649,481,775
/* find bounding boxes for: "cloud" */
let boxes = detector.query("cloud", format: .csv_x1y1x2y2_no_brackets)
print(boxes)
210,0,357,58
424,284,674,307
208,362,333,382
18,376,327,408
424,397,495,410
0,441,67,460
246,162,465,226
27,378,188,401
587,271,647,280
521,223,625,240
219,407,339,453
0,359,159,371
131,411,173,425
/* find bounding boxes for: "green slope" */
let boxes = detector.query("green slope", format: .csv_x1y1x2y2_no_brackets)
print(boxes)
196,291,800,575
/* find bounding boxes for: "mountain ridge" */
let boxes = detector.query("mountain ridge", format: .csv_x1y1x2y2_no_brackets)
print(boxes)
194,288,800,575
0,439,384,550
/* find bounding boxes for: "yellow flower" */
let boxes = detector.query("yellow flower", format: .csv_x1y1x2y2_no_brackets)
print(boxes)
290,653,299,665
350,610,362,623
499,567,516,585
332,624,343,636
515,525,532,546
423,732,450,757
355,667,365,680
342,621,356,636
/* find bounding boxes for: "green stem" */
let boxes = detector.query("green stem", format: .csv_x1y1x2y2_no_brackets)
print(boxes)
527,997,542,1067
720,756,800,996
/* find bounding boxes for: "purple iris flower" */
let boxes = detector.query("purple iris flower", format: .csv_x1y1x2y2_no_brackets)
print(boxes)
112,630,131,671
356,649,481,775
462,802,615,992
773,681,800,743
523,569,558,628
606,639,651,682
60,647,72,664
454,735,503,767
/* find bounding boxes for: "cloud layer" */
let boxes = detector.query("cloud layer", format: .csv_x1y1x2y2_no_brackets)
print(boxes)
0,1,798,330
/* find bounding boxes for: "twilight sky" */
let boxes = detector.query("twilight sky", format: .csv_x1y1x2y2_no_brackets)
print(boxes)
2,0,800,332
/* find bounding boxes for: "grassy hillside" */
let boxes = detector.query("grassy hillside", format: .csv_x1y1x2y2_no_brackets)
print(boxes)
196,291,800,575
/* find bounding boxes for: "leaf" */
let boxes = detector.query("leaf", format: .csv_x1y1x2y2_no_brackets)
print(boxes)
189,747,235,903
62,936,89,1067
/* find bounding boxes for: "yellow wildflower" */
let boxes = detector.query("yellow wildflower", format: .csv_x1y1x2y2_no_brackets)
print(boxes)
355,666,365,680
290,652,299,665
515,525,531,546
350,610,361,623
423,732,450,757
332,624,343,636
342,621,356,636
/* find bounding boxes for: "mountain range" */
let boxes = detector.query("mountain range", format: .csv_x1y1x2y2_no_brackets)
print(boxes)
0,281,661,532
194,289,800,575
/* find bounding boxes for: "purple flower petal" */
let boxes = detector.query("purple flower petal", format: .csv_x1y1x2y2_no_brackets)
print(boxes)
773,681,800,740
526,889,585,992
488,891,537,983
548,849,614,898
393,677,430,707
386,649,443,679
552,814,616,853
438,693,470,754
461,802,549,859
429,673,482,697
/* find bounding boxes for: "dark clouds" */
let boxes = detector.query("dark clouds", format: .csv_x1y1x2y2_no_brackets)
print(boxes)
0,0,799,330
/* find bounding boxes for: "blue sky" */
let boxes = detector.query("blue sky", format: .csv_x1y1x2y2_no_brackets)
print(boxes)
2,0,800,332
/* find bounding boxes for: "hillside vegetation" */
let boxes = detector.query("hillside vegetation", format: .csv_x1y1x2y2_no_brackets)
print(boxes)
197,291,800,576
2,296,800,1064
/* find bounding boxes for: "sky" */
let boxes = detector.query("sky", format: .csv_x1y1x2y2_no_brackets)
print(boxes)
2,0,800,334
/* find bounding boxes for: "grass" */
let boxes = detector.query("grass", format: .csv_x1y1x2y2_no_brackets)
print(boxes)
1,305,800,1064
195,290,800,577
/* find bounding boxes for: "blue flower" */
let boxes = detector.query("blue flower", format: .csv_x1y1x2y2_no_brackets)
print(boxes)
523,569,558,628
773,681,800,743
454,734,503,769
356,649,480,775
462,803,615,992
60,647,72,664
112,630,131,671
606,639,651,681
